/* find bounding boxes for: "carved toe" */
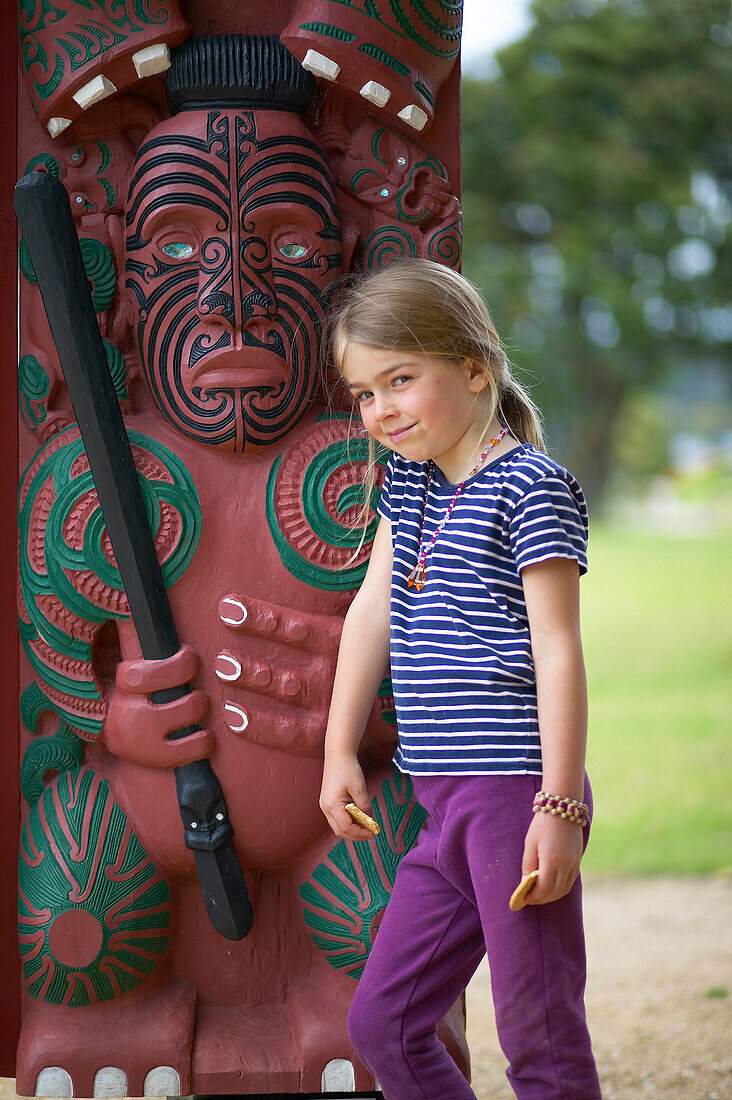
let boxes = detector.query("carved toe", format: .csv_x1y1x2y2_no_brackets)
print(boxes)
35,1068,73,1097
93,1067,127,1096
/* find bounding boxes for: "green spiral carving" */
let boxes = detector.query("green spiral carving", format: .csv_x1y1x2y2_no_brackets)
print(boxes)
20,737,84,806
265,425,387,591
103,339,128,399
18,426,202,730
427,215,462,268
24,153,61,178
79,238,116,311
301,441,379,550
18,354,51,432
18,767,170,1006
299,771,427,978
20,683,84,805
359,225,416,272
18,233,117,311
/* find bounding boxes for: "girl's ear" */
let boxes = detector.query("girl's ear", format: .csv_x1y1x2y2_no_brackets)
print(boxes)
466,358,490,393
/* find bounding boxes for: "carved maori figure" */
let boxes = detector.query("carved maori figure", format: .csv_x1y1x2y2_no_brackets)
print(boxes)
16,5,465,1096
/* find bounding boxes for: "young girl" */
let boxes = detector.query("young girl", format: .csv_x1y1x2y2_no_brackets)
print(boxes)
320,259,601,1100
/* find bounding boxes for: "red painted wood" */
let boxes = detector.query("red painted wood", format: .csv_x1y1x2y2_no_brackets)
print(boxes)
0,3,20,1080
13,2,464,1092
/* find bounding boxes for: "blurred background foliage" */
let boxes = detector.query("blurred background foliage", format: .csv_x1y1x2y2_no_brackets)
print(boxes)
460,0,730,873
461,0,731,509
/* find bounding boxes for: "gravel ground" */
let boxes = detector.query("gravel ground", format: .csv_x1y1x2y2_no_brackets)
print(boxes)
2,876,728,1099
466,876,732,1100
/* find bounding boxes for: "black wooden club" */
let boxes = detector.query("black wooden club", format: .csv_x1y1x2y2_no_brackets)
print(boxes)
14,171,254,941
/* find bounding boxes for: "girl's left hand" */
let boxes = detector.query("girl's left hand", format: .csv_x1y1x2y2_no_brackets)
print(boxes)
521,811,584,905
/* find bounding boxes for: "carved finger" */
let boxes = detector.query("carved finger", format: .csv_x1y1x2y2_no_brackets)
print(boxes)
218,594,341,652
103,691,213,767
221,705,324,758
214,650,309,705
157,688,210,735
116,644,201,695
156,727,215,768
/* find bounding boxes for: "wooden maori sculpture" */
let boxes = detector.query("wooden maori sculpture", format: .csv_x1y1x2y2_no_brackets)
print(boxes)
15,3,465,1095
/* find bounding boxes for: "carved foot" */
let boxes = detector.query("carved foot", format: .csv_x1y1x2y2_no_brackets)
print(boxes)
16,982,195,1098
321,1058,355,1091
29,1064,182,1098
287,979,375,1094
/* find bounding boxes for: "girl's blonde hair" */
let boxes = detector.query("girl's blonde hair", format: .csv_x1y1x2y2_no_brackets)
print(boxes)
329,258,546,550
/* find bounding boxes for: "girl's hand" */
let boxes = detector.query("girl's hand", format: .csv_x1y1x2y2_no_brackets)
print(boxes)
320,753,375,841
521,811,584,905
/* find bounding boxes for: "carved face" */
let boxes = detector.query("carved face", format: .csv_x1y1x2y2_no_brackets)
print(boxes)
125,110,342,451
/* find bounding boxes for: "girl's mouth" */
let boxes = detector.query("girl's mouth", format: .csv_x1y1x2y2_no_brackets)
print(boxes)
388,423,416,444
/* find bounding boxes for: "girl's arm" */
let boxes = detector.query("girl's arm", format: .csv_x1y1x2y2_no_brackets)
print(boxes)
521,556,588,904
320,517,393,841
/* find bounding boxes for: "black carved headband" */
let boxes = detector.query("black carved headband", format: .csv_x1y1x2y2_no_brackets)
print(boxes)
166,34,315,115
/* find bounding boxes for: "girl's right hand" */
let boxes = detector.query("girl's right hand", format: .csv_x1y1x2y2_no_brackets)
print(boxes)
320,753,375,841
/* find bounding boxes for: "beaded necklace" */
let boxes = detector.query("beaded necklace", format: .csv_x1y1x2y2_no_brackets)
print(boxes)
406,427,509,591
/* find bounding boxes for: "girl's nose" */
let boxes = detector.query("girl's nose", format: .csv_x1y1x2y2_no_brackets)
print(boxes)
373,394,396,422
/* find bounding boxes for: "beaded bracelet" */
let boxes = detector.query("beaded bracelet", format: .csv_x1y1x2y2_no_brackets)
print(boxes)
532,791,589,828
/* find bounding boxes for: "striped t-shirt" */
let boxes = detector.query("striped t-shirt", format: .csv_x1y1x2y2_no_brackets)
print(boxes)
377,442,589,775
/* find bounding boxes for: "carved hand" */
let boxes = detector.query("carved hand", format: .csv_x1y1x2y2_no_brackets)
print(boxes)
215,594,346,758
102,644,214,767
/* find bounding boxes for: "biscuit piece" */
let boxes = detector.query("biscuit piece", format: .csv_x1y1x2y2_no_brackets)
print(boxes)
345,802,381,835
509,870,540,911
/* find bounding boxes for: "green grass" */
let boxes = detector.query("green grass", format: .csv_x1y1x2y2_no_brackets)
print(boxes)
580,524,731,875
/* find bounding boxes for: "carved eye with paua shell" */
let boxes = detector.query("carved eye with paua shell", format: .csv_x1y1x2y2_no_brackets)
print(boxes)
273,227,313,263
155,229,198,264
162,241,195,260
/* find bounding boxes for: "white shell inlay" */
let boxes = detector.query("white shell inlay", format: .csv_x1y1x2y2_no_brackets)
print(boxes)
132,43,171,78
143,1067,180,1096
35,1068,73,1097
224,702,249,732
360,81,391,108
220,597,247,625
302,49,341,81
93,1067,127,1097
321,1058,356,1091
398,104,429,131
215,653,242,682
73,75,117,110
47,117,72,138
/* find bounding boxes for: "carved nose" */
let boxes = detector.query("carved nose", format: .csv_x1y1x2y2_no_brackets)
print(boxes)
243,288,276,323
198,290,236,328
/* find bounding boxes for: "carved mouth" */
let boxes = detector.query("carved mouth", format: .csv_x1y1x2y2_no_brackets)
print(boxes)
189,347,286,391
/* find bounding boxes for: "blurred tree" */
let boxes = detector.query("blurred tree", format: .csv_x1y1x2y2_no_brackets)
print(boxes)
461,0,731,505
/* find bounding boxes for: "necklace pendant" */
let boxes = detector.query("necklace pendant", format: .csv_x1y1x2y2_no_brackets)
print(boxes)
407,561,426,591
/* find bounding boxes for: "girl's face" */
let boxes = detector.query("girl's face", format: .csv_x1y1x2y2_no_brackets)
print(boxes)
341,343,492,478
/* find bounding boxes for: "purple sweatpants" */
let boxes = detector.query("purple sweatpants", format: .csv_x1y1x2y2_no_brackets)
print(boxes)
348,772,601,1099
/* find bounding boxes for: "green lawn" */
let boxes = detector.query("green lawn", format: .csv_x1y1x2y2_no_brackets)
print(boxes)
580,524,731,875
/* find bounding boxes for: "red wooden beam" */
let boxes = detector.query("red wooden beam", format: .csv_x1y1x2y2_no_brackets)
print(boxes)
0,0,21,1078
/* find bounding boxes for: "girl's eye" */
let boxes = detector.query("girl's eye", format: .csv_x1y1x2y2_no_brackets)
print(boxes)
393,375,410,386
356,391,372,403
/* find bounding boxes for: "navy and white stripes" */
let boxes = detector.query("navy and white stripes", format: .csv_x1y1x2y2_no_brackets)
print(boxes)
377,443,589,775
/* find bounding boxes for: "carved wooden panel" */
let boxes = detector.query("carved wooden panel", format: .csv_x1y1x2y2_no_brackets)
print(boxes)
15,2,464,1094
